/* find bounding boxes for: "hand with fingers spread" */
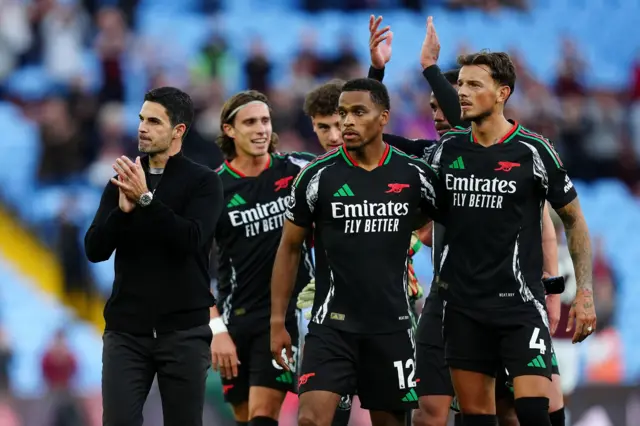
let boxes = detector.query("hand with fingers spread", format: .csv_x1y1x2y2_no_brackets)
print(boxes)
369,15,393,70
211,331,240,380
420,16,441,70
566,288,597,343
111,156,150,203
270,322,293,371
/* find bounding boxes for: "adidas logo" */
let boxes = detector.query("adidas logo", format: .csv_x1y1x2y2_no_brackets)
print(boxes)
276,372,293,384
333,183,355,197
527,355,547,368
227,193,246,208
551,353,558,367
448,156,465,169
401,388,418,402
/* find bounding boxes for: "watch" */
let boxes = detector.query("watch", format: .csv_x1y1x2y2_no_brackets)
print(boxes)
138,191,153,207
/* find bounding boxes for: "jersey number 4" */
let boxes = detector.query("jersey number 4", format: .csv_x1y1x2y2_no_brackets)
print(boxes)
393,359,416,390
529,327,547,354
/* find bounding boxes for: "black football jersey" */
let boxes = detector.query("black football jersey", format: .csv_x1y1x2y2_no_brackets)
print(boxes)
285,144,441,334
430,122,577,309
215,152,315,327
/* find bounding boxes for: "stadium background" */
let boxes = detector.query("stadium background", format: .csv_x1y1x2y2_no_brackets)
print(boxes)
0,0,638,424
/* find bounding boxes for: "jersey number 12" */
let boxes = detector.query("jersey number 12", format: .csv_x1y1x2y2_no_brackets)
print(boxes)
529,327,547,354
393,359,416,390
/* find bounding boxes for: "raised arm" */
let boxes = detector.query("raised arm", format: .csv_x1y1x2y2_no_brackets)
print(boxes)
419,17,468,128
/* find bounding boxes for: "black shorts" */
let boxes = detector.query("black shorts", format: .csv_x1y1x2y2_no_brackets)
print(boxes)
443,301,553,381
415,309,455,398
221,320,299,405
299,322,418,411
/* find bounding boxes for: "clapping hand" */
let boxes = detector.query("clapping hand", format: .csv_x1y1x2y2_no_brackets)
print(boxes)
369,15,393,70
111,156,149,203
420,16,440,70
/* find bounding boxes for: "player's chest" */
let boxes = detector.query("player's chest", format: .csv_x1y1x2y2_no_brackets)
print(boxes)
440,145,535,210
220,168,297,238
317,168,419,234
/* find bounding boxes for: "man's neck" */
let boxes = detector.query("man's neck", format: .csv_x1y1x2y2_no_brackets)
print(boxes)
230,153,270,177
148,141,181,168
350,137,386,171
471,114,513,147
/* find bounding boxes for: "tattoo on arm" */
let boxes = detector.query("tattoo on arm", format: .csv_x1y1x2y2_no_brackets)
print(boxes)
555,198,593,301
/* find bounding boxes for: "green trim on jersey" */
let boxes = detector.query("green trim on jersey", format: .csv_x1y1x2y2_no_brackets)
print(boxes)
390,146,437,174
293,149,341,186
216,163,242,179
517,127,563,169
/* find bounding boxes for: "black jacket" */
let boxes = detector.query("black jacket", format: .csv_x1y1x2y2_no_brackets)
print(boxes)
85,152,224,335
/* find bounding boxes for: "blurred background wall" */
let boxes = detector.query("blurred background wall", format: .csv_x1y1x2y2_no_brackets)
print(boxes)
0,0,638,425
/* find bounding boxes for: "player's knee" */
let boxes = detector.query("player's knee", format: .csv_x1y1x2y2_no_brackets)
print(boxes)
232,402,249,422
548,375,564,412
298,410,323,426
514,397,551,426
416,397,450,426
248,400,282,420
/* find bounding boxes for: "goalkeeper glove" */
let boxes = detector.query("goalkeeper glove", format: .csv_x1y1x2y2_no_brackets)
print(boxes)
296,279,315,311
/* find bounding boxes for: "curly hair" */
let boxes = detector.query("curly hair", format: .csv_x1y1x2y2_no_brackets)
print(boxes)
216,90,279,160
303,79,345,118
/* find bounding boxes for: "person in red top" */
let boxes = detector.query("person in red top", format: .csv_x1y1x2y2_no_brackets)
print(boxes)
41,329,77,390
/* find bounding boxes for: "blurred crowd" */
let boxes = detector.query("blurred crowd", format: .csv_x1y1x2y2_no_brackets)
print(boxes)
0,0,635,424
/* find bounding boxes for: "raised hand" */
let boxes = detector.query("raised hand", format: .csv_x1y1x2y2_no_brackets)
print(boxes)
369,15,393,70
420,16,441,70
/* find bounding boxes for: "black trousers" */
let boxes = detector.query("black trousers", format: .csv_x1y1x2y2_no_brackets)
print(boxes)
102,324,212,426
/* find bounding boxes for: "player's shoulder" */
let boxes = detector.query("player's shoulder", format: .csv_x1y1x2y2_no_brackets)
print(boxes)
292,148,342,186
272,151,316,170
214,161,237,184
440,126,471,143
389,145,437,176
513,125,564,167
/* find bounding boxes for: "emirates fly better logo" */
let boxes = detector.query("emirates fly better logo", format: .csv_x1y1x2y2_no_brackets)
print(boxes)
331,184,410,233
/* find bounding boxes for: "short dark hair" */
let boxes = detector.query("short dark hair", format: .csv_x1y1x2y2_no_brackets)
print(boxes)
144,87,194,139
457,50,516,96
341,78,391,111
304,79,345,118
443,69,460,85
216,90,279,160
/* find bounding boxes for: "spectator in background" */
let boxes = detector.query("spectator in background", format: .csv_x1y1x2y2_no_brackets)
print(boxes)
94,6,130,103
0,0,32,80
0,326,13,396
37,97,84,184
42,329,85,426
244,39,272,94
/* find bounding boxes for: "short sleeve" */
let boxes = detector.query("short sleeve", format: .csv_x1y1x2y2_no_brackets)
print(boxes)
285,168,316,228
534,140,577,210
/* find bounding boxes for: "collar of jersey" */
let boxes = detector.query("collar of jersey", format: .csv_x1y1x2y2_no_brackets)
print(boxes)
338,143,392,168
470,120,520,145
221,154,273,178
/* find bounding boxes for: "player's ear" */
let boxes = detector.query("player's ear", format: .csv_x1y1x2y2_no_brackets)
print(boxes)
497,85,511,105
380,110,390,127
223,123,235,139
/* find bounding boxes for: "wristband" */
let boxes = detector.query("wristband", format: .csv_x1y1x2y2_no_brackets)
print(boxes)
209,317,228,335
